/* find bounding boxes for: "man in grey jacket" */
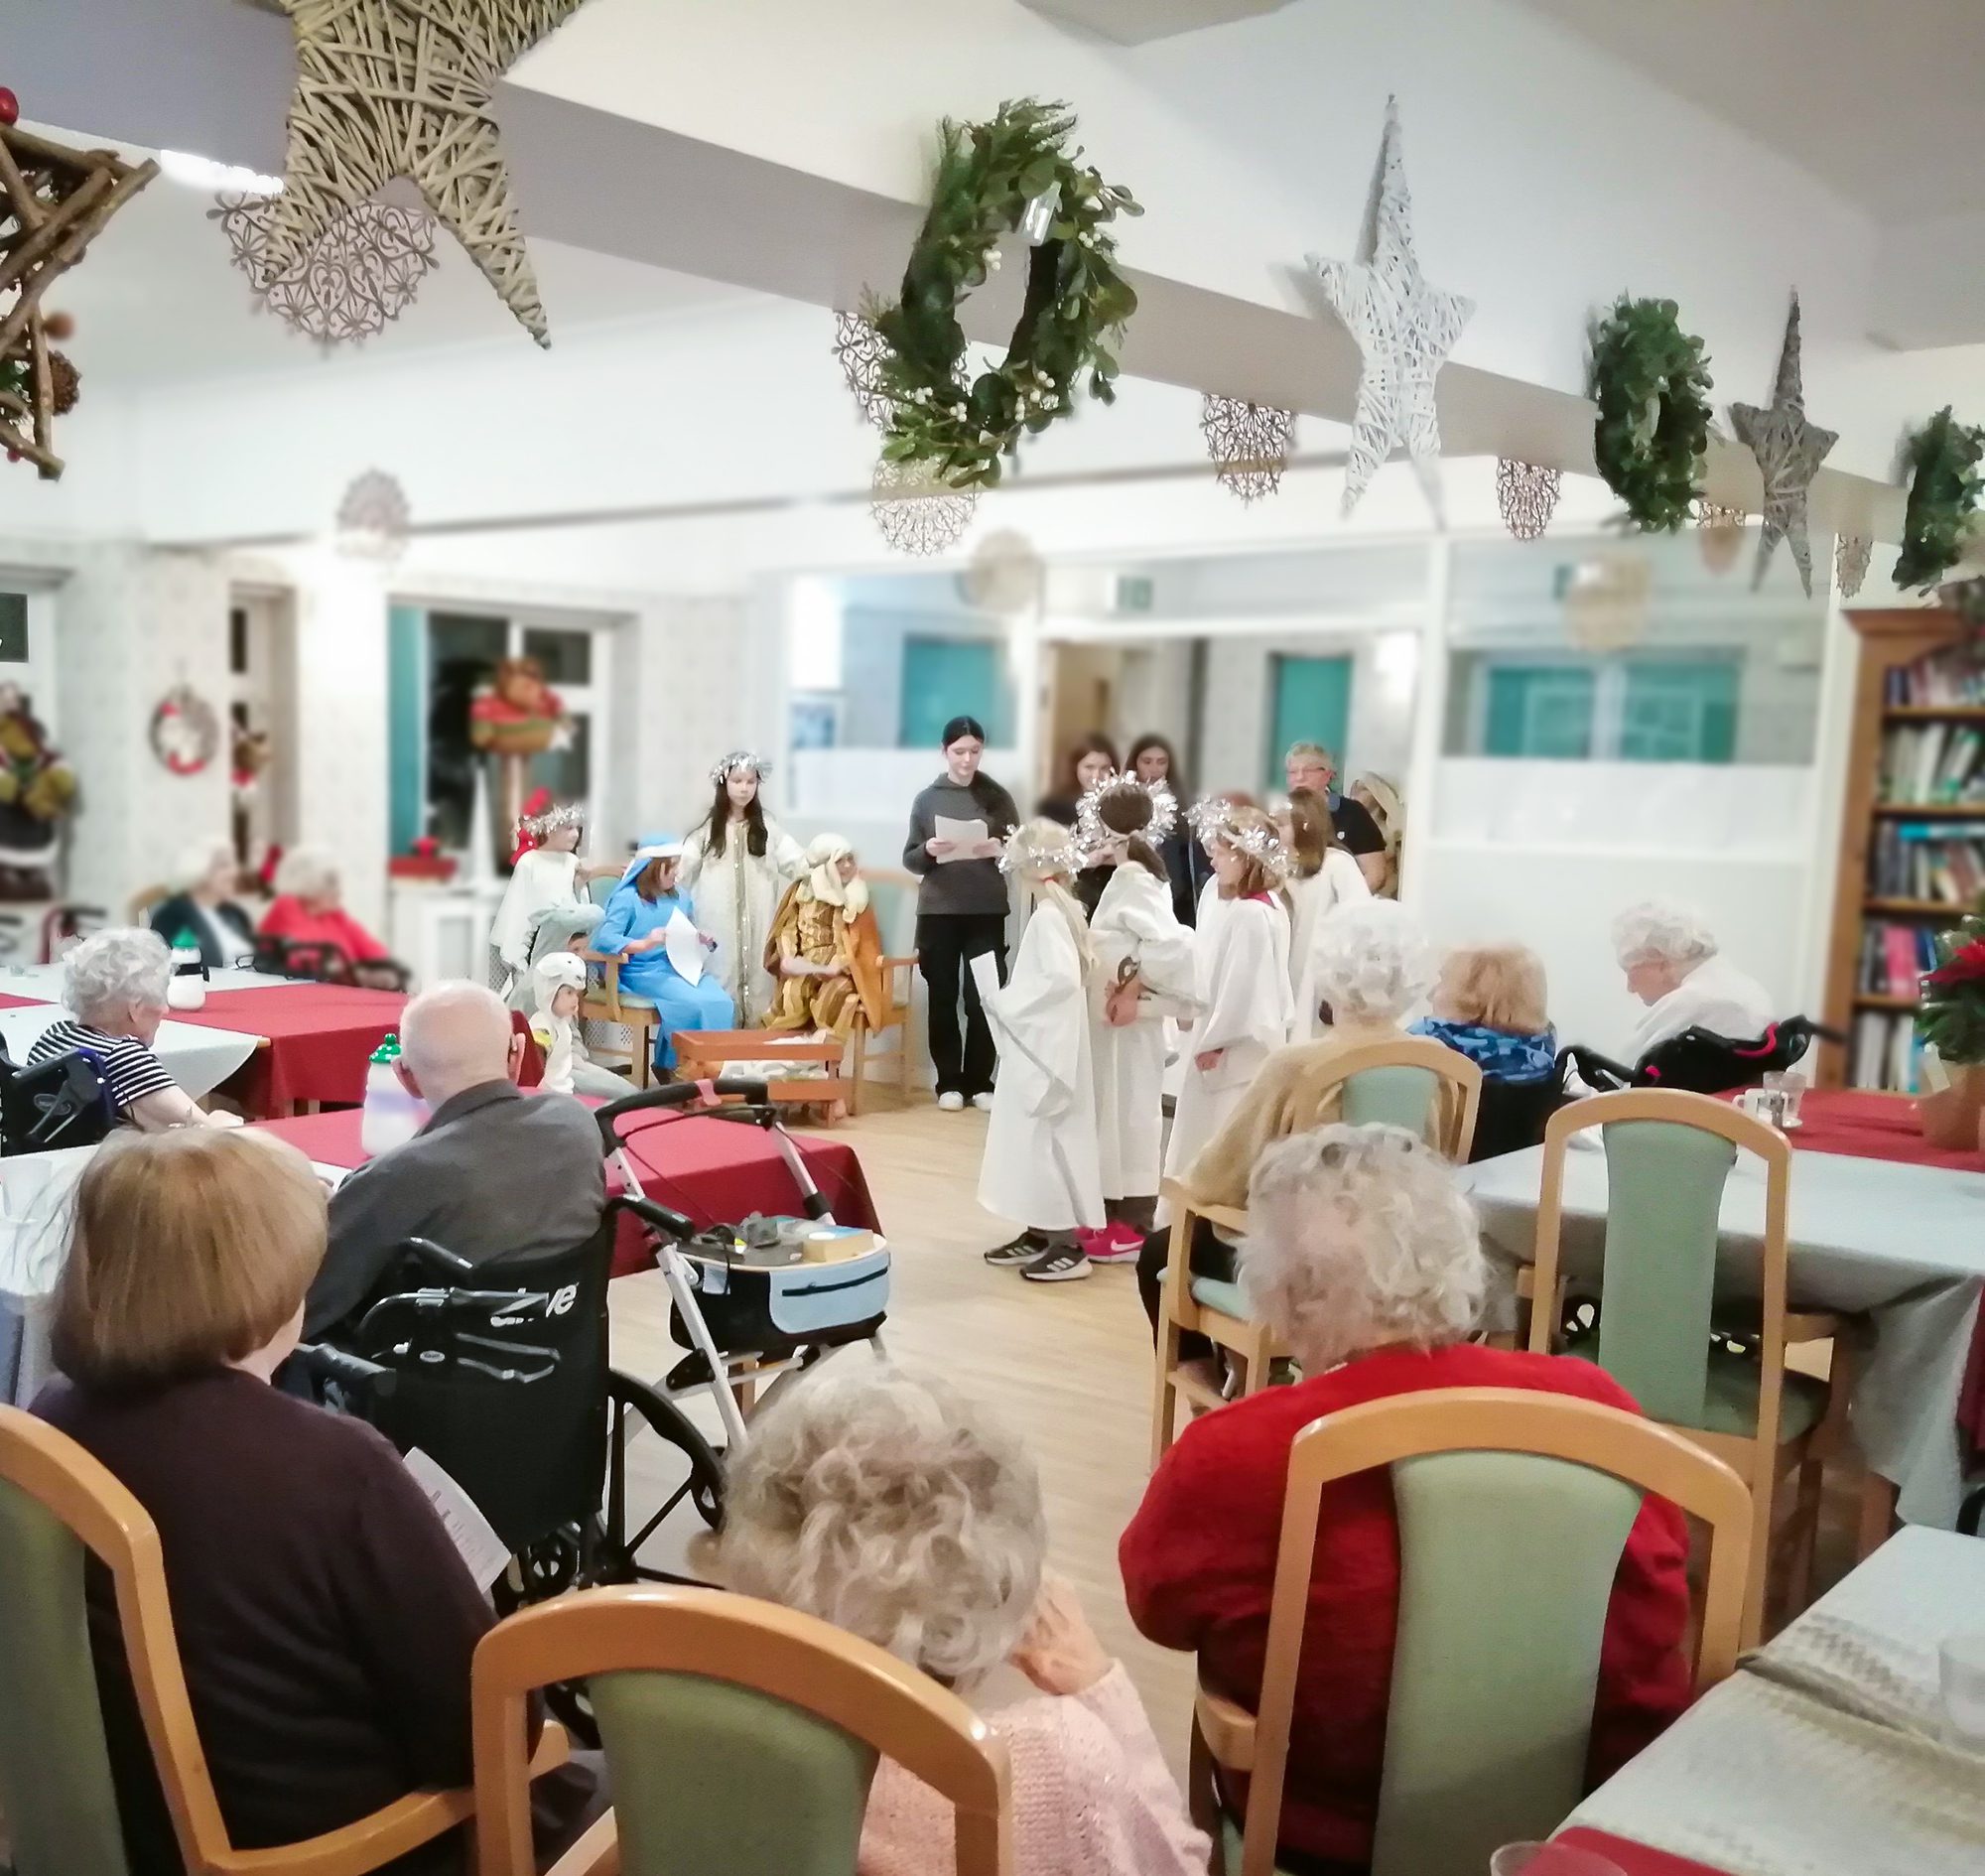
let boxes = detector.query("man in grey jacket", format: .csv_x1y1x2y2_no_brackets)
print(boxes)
305,981,606,1339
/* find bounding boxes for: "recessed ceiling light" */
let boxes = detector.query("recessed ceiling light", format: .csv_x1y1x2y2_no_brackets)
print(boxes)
157,149,284,197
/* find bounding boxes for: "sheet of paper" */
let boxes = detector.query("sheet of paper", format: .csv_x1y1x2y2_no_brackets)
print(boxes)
403,1447,512,1590
310,1160,352,1192
663,906,705,986
934,815,989,862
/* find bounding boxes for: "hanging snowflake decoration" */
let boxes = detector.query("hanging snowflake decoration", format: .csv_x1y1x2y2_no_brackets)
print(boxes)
335,469,412,560
213,192,437,344
1693,499,1747,576
1496,459,1559,540
1835,532,1873,600
832,311,894,430
1200,395,1295,503
870,458,977,556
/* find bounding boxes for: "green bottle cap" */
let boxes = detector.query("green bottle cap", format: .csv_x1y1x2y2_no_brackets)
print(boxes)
369,1031,401,1065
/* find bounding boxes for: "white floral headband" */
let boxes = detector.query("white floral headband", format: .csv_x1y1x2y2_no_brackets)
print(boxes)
517,801,584,842
1187,798,1290,881
1075,770,1179,853
998,824,1083,878
710,750,772,786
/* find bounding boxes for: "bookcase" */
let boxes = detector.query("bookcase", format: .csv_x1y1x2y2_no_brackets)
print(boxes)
1821,607,1971,1089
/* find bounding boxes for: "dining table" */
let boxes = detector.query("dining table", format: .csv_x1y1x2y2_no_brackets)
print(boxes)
1462,1089,1985,1528
1559,1526,1985,1874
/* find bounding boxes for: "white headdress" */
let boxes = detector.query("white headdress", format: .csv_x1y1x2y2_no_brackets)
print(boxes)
710,749,772,787
998,821,1082,879
804,833,869,921
1074,769,1179,856
1188,798,1290,882
516,800,584,846
530,949,588,1016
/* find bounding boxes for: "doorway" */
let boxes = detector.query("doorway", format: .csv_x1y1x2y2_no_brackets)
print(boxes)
1266,653,1353,793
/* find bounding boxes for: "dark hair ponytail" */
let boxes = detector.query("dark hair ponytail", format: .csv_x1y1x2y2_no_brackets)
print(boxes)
1098,783,1166,880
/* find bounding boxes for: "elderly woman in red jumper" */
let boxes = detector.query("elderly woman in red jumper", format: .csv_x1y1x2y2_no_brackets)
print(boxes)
1121,1124,1692,1876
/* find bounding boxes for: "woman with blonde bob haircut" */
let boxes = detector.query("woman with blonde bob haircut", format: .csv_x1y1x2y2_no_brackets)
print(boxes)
36,1128,530,1870
1122,1125,1693,1872
721,1362,1208,1876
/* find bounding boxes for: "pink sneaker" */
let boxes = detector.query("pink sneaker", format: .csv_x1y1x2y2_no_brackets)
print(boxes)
1076,1228,1117,1261
1089,1221,1145,1263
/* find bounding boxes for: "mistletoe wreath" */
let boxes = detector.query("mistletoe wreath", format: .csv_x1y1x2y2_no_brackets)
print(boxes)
1894,406,1985,593
870,98,1139,490
1589,296,1714,533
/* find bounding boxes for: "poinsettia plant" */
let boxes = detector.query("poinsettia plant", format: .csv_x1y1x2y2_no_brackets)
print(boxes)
1919,909,1985,1064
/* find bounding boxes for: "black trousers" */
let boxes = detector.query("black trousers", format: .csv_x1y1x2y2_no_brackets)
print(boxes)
1137,1217,1237,1361
916,912,1007,1098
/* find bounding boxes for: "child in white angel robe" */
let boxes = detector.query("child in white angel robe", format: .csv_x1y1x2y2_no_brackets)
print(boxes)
974,825,1107,1282
680,755,807,1024
1089,854,1196,1254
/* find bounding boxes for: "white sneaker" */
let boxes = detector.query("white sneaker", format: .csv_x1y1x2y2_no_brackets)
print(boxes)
971,1093,995,1112
937,1092,966,1112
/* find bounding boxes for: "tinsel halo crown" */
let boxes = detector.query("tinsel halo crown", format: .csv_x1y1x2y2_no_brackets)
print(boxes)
998,822,1083,878
1075,769,1179,851
517,801,584,842
710,749,772,786
1187,797,1291,881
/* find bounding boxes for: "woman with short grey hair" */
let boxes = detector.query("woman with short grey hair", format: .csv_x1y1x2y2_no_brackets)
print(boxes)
720,1362,1207,1876
28,927,235,1130
1612,897,1774,1063
1311,896,1435,1027
1124,1122,1693,1871
260,845,400,986
147,837,256,971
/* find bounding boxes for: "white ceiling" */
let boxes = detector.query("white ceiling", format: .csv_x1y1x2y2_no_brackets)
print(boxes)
43,137,747,393
1511,0,1985,219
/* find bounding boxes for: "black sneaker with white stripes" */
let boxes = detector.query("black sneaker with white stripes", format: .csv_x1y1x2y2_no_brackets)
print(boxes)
984,1231,1047,1268
1021,1244,1092,1282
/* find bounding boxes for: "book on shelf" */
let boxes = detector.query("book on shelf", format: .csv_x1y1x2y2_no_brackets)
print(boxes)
1857,918,1938,996
1878,723,1985,806
1867,822,1985,902
1848,1007,1923,1093
1885,652,1985,708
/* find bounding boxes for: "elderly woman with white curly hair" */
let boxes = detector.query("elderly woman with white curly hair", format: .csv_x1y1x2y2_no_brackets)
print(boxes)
720,1362,1209,1876
1613,897,1774,1064
1123,1125,1692,1874
27,927,240,1130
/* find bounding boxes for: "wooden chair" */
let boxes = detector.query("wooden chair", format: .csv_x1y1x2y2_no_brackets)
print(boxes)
1150,1037,1485,1465
580,876,659,1090
849,952,918,1115
1527,1089,1849,1646
674,1028,850,1121
1195,1389,1752,1876
125,882,170,927
0,1406,566,1876
471,1584,1012,1876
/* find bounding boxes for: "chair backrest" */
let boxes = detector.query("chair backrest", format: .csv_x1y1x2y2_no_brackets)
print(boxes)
471,1585,1011,1876
0,1407,236,1876
1329,1034,1484,1160
1207,1389,1751,1876
588,871,621,911
1531,1090,1790,1431
858,869,919,959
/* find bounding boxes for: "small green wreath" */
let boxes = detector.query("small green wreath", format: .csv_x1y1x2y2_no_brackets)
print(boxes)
1588,296,1713,533
1895,406,1985,592
870,98,1139,490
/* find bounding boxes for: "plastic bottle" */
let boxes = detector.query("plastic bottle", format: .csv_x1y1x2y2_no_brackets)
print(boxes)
165,931,207,1011
358,1032,428,1157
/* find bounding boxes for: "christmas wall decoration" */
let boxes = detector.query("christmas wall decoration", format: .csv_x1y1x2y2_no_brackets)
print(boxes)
335,469,412,559
1307,97,1473,521
1693,500,1746,576
0,682,77,896
1562,553,1653,653
1894,407,1985,593
213,190,437,343
1834,533,1873,600
0,108,156,478
871,458,978,556
258,0,594,347
470,656,568,756
963,529,1046,614
1202,395,1295,504
869,98,1140,490
1728,294,1836,597
149,687,222,776
1589,297,1713,532
832,311,893,430
1495,459,1559,540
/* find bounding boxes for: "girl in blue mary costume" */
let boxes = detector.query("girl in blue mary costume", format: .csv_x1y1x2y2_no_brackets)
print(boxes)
593,838,735,1074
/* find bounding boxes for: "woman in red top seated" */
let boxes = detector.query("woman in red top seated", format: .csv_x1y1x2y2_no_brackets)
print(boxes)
259,847,400,987
1120,1124,1691,1875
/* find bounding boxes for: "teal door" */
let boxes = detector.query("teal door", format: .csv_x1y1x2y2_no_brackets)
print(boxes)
387,603,428,853
899,636,1010,748
1266,654,1353,792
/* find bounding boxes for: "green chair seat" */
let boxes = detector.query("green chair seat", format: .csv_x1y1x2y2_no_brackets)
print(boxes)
1190,1275,1248,1319
1567,1344,1826,1440
1220,1810,1302,1876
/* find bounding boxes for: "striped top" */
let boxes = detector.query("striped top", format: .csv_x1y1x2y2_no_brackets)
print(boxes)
28,1018,178,1116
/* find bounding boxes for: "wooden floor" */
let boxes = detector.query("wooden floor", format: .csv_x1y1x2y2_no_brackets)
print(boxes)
606,1094,1877,1775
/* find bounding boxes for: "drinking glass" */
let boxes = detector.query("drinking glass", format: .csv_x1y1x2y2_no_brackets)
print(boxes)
1490,1843,1624,1876
1939,1633,1985,1751
1763,1069,1806,1127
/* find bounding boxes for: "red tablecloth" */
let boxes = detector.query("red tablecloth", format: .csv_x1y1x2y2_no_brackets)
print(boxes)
1556,1828,1731,1875
1779,1087,1984,1171
176,986,407,1114
253,1103,882,1277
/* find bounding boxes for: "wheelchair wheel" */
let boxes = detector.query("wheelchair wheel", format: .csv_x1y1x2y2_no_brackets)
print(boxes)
596,1369,726,1586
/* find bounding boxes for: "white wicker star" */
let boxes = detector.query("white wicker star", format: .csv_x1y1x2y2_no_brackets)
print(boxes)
259,0,593,347
1308,97,1473,521
1729,293,1837,598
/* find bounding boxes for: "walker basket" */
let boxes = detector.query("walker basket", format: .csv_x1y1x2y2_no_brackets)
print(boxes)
675,1237,890,1354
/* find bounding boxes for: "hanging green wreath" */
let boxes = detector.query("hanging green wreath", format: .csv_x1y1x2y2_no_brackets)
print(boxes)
1895,406,1985,593
1588,296,1713,533
870,98,1139,490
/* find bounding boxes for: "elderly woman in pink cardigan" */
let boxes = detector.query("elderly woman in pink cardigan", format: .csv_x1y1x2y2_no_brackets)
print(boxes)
720,1363,1208,1876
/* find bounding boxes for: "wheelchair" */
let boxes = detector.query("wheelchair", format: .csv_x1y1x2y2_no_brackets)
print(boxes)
0,1042,114,1154
1559,1012,1839,1099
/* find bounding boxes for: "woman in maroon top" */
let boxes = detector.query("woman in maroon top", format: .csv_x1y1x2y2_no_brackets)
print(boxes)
34,1128,526,1876
1120,1125,1691,1875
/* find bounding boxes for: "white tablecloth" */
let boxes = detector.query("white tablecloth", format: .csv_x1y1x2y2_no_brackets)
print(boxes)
1462,1144,1985,1527
1567,1528,1985,1873
0,964,298,999
0,1145,96,1405
0,1004,260,1101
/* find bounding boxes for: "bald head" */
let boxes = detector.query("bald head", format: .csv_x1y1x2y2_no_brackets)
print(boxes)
399,982,516,1107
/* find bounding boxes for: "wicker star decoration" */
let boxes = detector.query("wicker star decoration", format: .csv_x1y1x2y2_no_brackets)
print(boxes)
258,0,593,347
1729,293,1836,598
1308,96,1473,521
